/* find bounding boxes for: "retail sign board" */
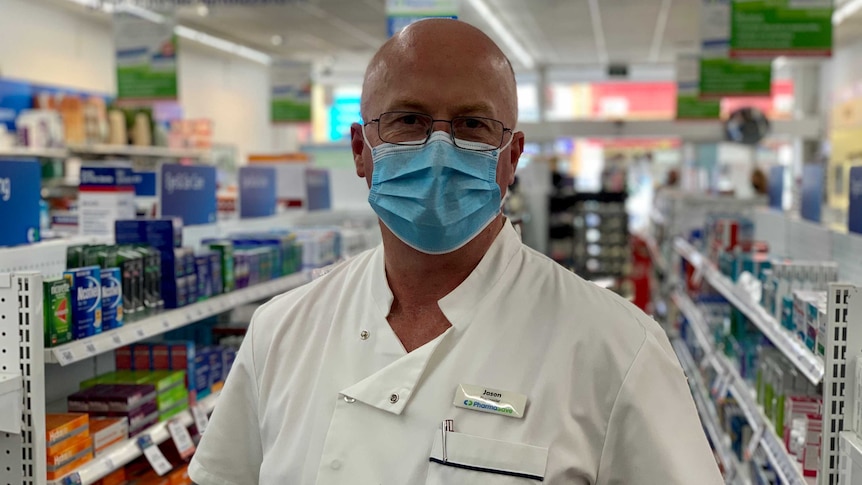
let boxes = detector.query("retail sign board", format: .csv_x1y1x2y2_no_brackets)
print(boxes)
801,164,824,223
159,164,216,226
114,12,178,101
79,165,136,237
239,166,277,219
702,0,732,57
386,0,459,37
769,165,785,209
305,168,332,211
699,58,772,98
730,0,833,58
271,61,312,123
849,166,862,235
0,159,41,247
677,55,721,120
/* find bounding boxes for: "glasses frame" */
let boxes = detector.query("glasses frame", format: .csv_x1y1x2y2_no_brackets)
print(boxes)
365,111,514,152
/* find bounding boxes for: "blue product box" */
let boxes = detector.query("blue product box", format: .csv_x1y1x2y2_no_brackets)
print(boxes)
206,347,224,387
183,250,195,277
165,341,196,392
186,274,198,304
209,252,223,295
223,348,237,376
781,296,794,332
193,349,211,395
0,159,41,247
64,266,102,339
195,254,212,300
101,268,124,330
115,220,146,245
145,218,183,250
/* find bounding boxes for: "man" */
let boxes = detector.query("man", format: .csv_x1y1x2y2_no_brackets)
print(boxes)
189,19,722,484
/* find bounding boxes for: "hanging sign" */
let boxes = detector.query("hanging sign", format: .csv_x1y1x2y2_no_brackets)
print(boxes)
801,164,824,223
848,166,862,235
271,61,312,123
769,165,785,210
699,58,772,98
730,0,833,58
114,11,178,100
676,55,720,120
386,0,459,37
239,166,277,218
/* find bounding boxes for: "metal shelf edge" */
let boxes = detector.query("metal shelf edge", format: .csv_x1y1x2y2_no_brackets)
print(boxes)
45,272,310,366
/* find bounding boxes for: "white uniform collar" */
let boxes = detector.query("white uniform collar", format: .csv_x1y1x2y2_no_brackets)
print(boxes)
370,219,522,330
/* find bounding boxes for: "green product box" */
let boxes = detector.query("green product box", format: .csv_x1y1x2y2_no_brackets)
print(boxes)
139,370,186,393
134,246,163,311
82,245,106,268
118,248,145,316
159,401,189,422
43,278,72,347
157,385,189,412
66,245,88,269
207,241,235,292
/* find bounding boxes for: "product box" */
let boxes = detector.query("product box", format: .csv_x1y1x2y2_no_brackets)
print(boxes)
195,254,212,300
101,268,124,331
115,218,183,250
133,344,153,371
160,400,189,422
116,346,132,370
157,384,189,412
79,165,135,238
96,467,126,485
0,159,41,247
46,429,90,459
168,465,192,485
43,278,72,347
46,444,93,480
209,251,223,295
205,240,235,292
45,413,89,447
46,433,92,467
135,246,163,310
63,266,102,339
117,248,144,317
90,417,129,454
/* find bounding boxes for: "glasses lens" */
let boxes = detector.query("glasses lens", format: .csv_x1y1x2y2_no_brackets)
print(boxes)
452,117,504,150
378,112,433,144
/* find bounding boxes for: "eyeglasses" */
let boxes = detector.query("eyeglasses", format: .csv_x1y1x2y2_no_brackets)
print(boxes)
365,111,513,151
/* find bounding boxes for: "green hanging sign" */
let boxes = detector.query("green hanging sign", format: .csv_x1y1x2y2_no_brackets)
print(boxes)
699,58,772,98
731,0,833,58
271,61,312,123
114,12,178,101
677,95,722,120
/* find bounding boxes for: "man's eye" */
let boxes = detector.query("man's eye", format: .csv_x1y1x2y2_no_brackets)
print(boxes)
463,118,487,129
400,115,419,125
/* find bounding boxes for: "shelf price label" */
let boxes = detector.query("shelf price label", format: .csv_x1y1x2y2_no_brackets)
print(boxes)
191,404,209,435
62,472,82,485
168,419,196,460
137,434,173,476
85,342,98,355
57,349,76,365
136,327,146,339
112,333,124,346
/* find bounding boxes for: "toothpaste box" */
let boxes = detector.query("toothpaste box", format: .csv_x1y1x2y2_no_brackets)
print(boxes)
43,278,72,347
63,266,102,339
101,268,124,331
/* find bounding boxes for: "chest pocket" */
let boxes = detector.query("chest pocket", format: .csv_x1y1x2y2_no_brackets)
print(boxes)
425,430,549,484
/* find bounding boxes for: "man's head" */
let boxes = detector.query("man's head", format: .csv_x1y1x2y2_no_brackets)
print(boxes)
350,19,524,200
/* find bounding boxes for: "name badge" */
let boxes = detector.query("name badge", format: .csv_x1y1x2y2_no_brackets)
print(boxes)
453,384,527,419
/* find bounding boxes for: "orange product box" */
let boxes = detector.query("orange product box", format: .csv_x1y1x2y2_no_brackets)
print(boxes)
210,381,224,393
45,413,89,445
46,449,93,480
95,467,126,485
46,435,92,467
46,428,91,458
129,470,170,485
90,417,129,454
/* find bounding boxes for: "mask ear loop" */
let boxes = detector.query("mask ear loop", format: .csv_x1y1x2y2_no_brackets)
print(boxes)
361,123,374,152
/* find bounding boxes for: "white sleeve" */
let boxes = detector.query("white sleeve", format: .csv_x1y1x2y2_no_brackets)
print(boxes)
595,334,724,485
189,321,263,485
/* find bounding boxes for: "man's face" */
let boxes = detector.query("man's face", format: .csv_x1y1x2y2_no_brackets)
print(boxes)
350,46,524,201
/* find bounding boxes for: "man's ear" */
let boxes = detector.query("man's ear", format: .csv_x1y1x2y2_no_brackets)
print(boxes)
350,123,367,178
507,131,526,186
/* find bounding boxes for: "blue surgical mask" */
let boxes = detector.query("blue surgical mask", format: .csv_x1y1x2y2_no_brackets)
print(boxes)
364,130,511,255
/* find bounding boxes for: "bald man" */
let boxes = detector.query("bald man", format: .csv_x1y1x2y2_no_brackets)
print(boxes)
189,20,723,485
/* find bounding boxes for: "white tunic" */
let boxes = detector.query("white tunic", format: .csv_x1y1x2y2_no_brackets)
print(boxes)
189,221,723,485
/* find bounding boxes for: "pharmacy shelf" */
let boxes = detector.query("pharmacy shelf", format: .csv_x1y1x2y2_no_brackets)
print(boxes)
673,238,825,385
644,233,668,275
45,271,310,366
0,373,22,434
0,147,69,159
47,391,219,485
674,293,815,485
67,144,208,159
840,431,862,483
673,339,748,484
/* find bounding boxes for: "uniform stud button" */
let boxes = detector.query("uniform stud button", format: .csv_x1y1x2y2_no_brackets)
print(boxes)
390,393,399,404
360,330,370,340
344,396,356,403
330,459,342,470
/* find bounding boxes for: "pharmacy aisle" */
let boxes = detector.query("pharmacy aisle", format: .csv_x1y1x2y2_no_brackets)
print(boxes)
652,192,862,485
0,211,380,485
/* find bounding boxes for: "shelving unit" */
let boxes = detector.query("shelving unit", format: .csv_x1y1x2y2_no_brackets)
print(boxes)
0,147,69,159
45,271,310,366
46,392,219,485
67,144,209,160
674,289,814,485
673,238,825,385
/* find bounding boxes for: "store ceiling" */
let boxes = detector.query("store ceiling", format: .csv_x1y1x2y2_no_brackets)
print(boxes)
46,0,862,74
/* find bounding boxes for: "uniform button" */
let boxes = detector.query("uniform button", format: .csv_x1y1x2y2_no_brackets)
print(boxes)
330,459,342,470
390,393,399,404
344,396,356,403
360,330,370,340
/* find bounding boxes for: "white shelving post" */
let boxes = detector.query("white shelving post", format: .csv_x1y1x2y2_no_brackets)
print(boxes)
0,273,46,485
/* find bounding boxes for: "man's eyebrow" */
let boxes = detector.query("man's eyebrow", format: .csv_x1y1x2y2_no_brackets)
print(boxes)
385,99,496,117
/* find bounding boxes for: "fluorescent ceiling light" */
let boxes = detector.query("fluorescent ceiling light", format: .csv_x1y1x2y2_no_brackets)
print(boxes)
834,0,862,24
649,0,673,63
587,0,609,65
63,0,271,65
465,0,535,69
